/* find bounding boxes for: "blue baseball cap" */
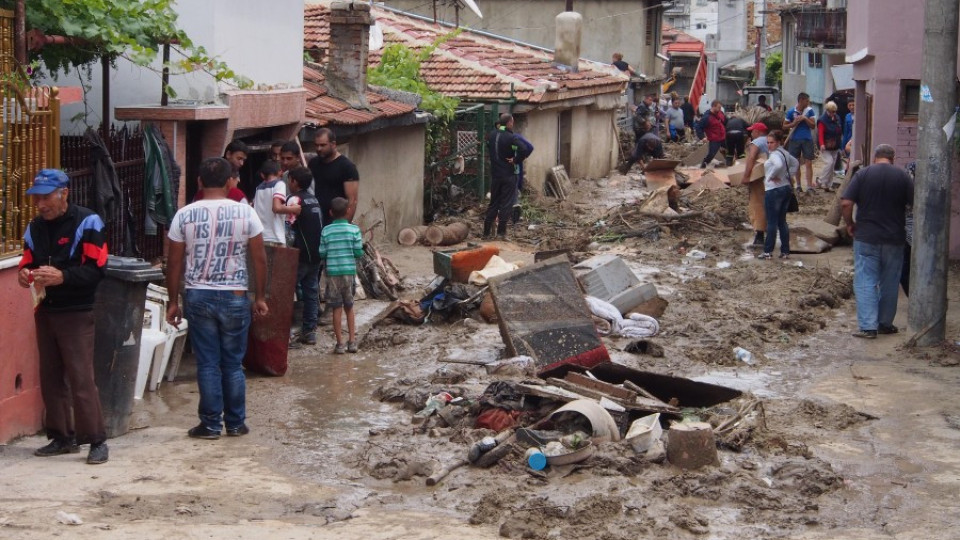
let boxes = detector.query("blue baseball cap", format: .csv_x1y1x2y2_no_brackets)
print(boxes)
26,169,70,195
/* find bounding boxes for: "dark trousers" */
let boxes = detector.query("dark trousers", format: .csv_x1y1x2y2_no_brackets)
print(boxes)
702,140,724,166
726,131,746,158
35,310,106,445
485,174,518,236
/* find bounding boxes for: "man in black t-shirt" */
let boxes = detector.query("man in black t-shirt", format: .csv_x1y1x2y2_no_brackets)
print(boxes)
307,128,359,227
841,144,914,339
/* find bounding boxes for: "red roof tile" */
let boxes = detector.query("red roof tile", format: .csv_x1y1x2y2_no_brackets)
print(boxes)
302,64,416,127
304,3,625,104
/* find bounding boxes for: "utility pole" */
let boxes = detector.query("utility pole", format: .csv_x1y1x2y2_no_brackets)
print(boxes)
909,0,958,345
755,0,766,86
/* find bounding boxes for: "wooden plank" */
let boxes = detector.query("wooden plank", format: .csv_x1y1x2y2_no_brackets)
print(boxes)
565,372,637,401
518,383,589,402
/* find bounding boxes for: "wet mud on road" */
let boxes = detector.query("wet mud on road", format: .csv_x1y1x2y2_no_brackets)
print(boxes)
3,175,960,538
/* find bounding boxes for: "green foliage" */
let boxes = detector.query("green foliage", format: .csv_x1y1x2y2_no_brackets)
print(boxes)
368,30,460,122
368,30,461,162
1,0,251,90
765,51,783,88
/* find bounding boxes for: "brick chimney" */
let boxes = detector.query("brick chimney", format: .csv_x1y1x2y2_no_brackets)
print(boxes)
327,1,371,109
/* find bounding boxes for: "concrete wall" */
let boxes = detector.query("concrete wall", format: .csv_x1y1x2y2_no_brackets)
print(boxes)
42,0,304,133
847,0,960,258
570,107,619,179
520,110,561,195
340,124,427,242
383,0,664,78
0,264,44,444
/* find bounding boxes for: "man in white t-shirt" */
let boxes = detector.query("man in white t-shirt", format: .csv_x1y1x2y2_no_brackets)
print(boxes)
253,160,298,245
165,157,269,440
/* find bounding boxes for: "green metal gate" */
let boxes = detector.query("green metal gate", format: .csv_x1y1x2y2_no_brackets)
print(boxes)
424,103,497,219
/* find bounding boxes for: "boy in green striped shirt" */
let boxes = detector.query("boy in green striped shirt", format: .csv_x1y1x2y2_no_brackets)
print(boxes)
319,197,364,353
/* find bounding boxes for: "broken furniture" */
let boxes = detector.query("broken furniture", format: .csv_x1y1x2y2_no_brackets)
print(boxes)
488,256,610,377
433,244,499,283
573,254,659,315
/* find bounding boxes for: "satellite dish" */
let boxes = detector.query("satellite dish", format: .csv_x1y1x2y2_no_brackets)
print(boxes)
461,0,483,19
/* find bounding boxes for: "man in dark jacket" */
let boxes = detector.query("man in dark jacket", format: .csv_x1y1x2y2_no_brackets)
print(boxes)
484,113,531,239
18,169,110,465
619,118,665,173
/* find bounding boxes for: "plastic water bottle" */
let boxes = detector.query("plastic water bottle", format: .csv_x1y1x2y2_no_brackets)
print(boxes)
733,347,754,365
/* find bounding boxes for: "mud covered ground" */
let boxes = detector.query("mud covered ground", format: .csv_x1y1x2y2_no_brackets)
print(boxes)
3,157,960,539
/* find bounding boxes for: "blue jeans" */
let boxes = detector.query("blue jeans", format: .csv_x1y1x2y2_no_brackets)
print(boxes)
183,289,251,432
763,185,792,255
853,241,904,331
297,261,321,332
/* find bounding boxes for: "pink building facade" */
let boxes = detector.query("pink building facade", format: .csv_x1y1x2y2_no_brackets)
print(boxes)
846,0,960,258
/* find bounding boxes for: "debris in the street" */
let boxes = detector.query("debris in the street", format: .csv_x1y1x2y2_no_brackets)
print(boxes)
625,413,663,454
397,225,428,246
624,339,665,357
546,165,570,200
425,458,467,486
733,346,755,365
576,363,744,408
468,255,520,285
483,355,536,375
825,160,863,225
628,296,669,319
488,257,610,376
638,184,680,214
585,296,660,338
525,447,548,470
424,222,470,246
433,244,499,282
666,421,720,470
790,226,833,254
544,439,594,466
573,254,659,315
549,399,621,442
56,511,83,525
681,143,710,167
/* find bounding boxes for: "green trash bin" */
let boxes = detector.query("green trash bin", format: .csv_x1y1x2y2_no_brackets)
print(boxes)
93,256,164,439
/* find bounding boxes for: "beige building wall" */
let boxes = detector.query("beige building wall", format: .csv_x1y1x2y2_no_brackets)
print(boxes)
341,124,427,242
570,108,619,179
518,110,559,195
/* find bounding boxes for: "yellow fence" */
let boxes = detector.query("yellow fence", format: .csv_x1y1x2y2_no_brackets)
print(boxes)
0,8,61,259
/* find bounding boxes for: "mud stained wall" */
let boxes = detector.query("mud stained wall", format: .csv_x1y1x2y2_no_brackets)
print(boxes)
341,123,427,241
520,110,560,195
0,265,43,443
569,108,618,179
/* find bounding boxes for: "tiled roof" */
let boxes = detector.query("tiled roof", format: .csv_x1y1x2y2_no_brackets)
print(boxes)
662,24,702,44
304,3,625,104
664,41,704,55
302,64,416,126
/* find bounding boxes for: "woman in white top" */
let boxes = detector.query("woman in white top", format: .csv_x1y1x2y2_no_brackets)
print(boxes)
758,130,796,259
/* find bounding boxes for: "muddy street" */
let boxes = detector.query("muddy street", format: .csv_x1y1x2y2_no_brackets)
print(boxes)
2,168,960,539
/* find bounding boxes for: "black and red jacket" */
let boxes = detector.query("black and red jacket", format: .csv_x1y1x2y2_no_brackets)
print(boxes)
20,204,108,312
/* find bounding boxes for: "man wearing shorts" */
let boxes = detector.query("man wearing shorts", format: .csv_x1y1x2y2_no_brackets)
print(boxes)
784,92,817,192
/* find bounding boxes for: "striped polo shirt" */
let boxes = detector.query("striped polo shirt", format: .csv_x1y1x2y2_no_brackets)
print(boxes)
319,219,363,276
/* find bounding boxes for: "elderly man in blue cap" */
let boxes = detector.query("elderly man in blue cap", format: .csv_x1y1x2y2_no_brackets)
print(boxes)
17,169,110,465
